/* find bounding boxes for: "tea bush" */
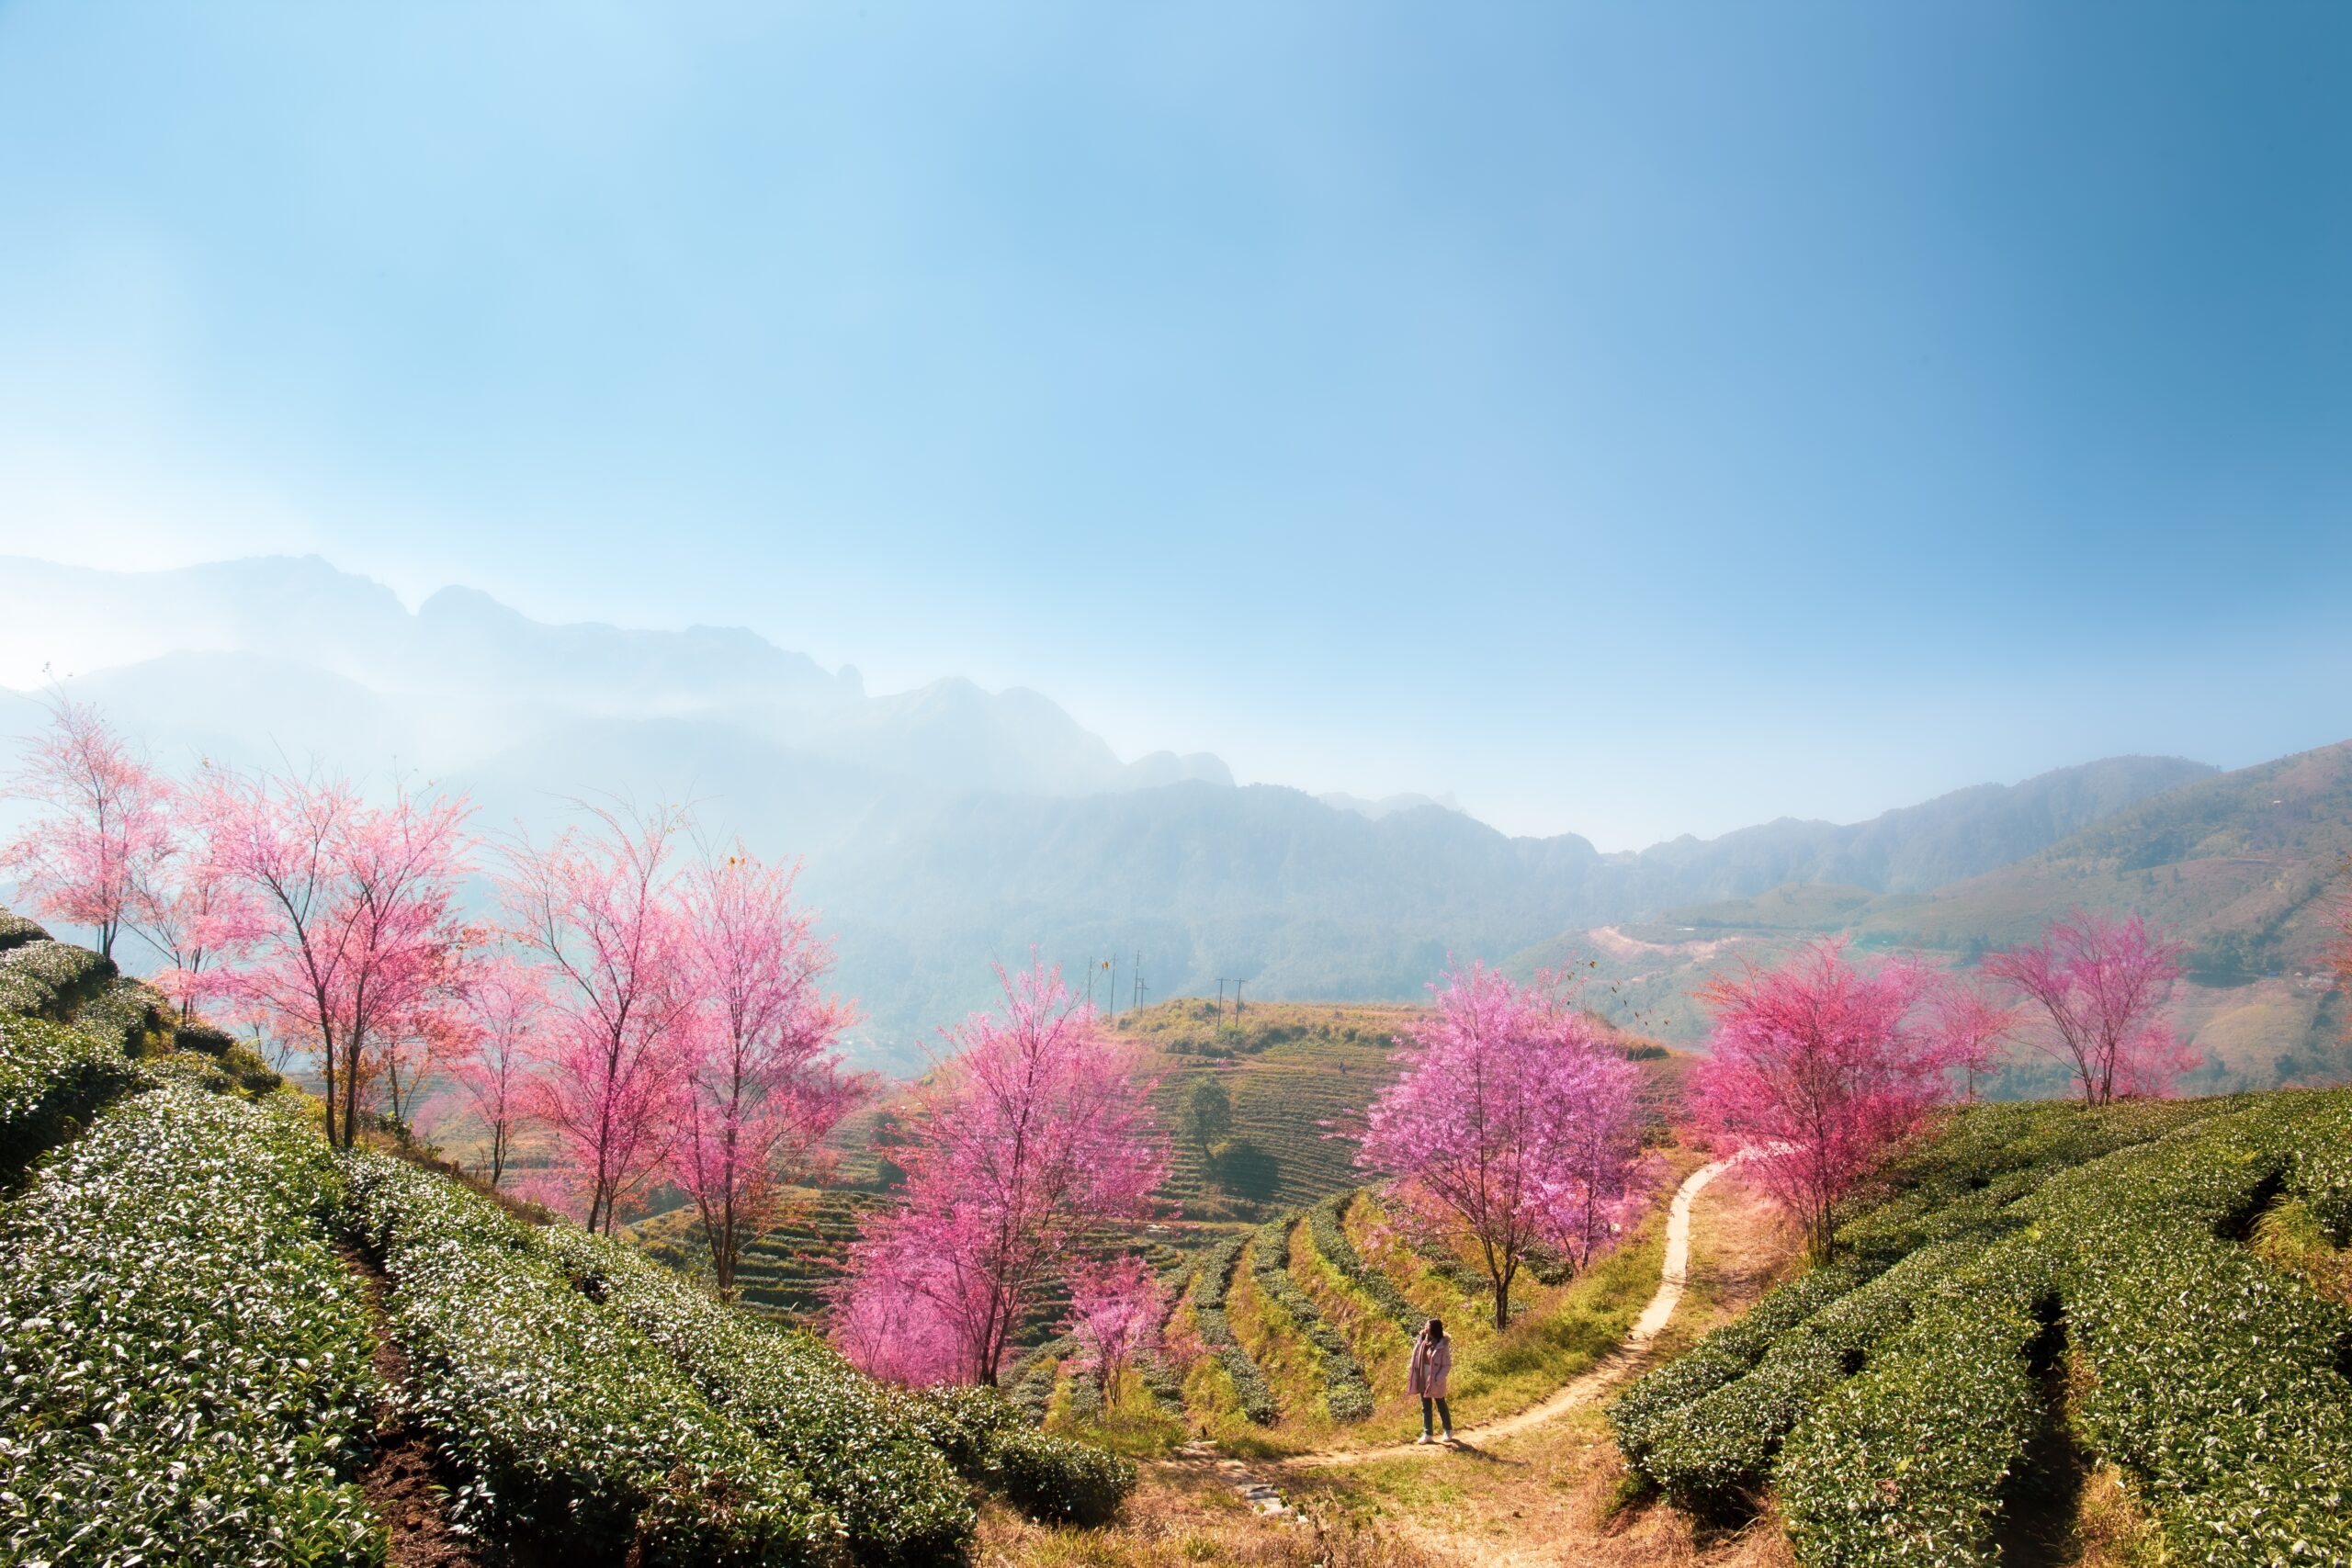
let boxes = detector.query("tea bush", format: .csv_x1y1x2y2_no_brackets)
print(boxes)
903,1385,1136,1526
1307,1190,1422,1334
0,908,48,952
0,1082,385,1567
1623,1092,2352,1567
1250,1213,1374,1421
0,1012,134,1176
543,1224,975,1566
342,1152,842,1565
0,937,116,1020
1188,1235,1278,1423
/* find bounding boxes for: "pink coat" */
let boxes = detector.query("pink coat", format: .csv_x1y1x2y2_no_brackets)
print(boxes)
1408,1334,1452,1399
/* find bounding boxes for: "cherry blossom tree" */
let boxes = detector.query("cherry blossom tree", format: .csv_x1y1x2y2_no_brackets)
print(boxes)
833,963,1167,1386
209,767,477,1148
501,802,696,1234
126,767,265,1021
1060,1254,1168,1404
447,955,545,1191
1356,964,1644,1330
1,693,175,961
673,845,864,1295
1925,972,2019,1100
1692,943,1949,1259
1984,910,2190,1104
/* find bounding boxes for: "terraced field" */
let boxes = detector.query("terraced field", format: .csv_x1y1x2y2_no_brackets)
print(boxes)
0,913,1137,1565
1614,1092,2352,1567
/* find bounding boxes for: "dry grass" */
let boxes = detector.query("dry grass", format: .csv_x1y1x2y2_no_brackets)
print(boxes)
973,1470,1442,1567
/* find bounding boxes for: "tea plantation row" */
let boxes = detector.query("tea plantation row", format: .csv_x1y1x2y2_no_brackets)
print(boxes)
1614,1093,2352,1568
0,917,1136,1566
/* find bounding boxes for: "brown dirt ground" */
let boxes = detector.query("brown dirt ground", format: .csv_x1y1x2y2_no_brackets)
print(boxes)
338,1247,489,1568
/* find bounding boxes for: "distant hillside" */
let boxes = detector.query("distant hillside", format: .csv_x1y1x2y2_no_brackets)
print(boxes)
1,553,2223,1068
1529,741,2352,1092
797,756,2211,1065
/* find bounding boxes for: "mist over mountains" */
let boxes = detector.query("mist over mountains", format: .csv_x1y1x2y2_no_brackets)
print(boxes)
0,555,2235,1067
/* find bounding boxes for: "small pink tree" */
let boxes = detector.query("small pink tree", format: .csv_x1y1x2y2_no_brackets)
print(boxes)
127,769,265,1021
1693,943,1949,1259
209,767,477,1148
1926,973,2018,1100
1356,964,1644,1330
673,845,864,1294
1984,910,2190,1104
448,955,545,1190
833,963,1167,1387
1,693,175,961
501,803,695,1234
1060,1254,1168,1405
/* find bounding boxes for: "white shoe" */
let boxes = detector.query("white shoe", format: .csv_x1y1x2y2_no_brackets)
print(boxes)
1414,1434,1433,1445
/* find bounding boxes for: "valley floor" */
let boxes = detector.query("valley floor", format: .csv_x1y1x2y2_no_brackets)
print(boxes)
998,1160,1804,1568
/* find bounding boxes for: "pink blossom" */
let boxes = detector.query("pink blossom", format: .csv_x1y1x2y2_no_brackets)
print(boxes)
1356,964,1644,1330
1692,943,1948,1259
1,693,175,962
1984,910,2189,1104
500,802,696,1235
1060,1254,1169,1402
672,844,865,1293
834,962,1168,1386
1923,972,2019,1100
208,766,477,1148
446,953,548,1190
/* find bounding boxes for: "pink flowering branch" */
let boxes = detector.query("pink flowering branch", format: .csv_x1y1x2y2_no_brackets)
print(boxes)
2,692,175,962
834,962,1168,1386
1984,910,2189,1104
1692,942,1950,1259
1355,963,1644,1330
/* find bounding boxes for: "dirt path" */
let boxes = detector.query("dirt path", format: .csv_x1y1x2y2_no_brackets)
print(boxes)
1286,1151,1746,1470
339,1248,487,1568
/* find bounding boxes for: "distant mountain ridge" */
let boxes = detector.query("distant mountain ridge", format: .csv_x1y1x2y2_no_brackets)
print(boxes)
1532,740,2352,1093
0,554,2242,1067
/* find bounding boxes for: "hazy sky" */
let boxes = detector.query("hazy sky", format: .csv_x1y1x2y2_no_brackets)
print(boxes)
2,2,2346,847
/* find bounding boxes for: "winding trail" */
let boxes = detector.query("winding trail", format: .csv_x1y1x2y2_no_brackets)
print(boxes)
1286,1150,1746,1469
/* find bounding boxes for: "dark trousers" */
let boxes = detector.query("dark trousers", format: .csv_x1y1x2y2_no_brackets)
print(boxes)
1420,1396,1452,1436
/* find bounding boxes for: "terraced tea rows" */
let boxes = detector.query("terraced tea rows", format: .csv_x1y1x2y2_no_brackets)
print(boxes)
0,915,1139,1565
1615,1093,2352,1567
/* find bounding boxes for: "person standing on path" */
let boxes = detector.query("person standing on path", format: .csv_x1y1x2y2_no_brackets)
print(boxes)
1408,1318,1453,1443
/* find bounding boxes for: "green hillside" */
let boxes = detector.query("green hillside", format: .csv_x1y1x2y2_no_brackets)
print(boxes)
1613,1089,2352,1567
1521,739,2352,1089
0,914,1136,1566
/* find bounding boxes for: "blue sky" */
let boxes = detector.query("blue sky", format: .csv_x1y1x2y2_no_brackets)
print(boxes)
1,2,2346,846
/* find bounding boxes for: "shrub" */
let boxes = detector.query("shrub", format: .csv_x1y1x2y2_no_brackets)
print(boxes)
981,1427,1135,1526
174,1018,241,1057
904,1384,1137,1524
1188,1236,1278,1424
0,938,116,1020
0,908,47,952
1630,1092,2352,1566
0,1081,384,1567
543,1224,975,1567
1250,1213,1374,1421
0,1012,135,1177
342,1152,842,1565
1308,1190,1422,1334
1776,1248,2056,1566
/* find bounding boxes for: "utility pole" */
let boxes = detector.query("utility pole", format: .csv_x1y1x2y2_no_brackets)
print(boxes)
1132,951,1146,1012
1215,978,1227,1030
1234,979,1244,1018
1105,954,1117,1023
